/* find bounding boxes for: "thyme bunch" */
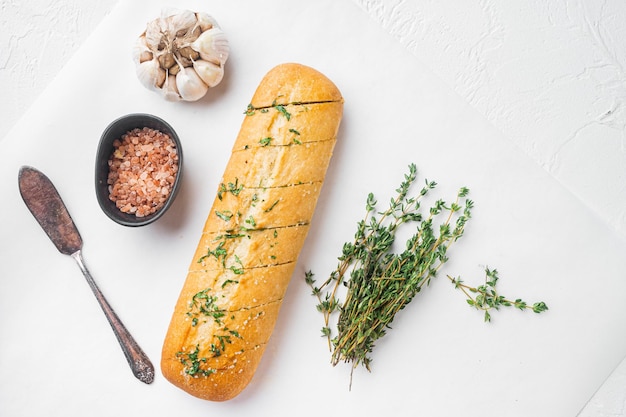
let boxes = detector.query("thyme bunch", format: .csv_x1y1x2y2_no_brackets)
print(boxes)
306,164,548,386
306,163,472,381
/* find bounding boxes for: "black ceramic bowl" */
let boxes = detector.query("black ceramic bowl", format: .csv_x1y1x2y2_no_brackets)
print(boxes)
95,113,183,227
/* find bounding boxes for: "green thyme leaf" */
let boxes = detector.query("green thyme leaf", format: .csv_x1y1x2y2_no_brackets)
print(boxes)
215,210,233,221
274,103,291,120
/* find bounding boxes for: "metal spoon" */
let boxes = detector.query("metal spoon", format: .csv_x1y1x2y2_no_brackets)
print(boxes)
18,166,154,384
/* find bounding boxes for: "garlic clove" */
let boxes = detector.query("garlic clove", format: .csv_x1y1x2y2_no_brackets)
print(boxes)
195,12,219,31
158,52,176,69
176,66,208,101
178,46,200,61
137,58,166,91
132,35,153,64
190,27,229,65
178,55,194,68
144,17,168,51
161,75,181,101
193,59,224,88
165,8,198,37
169,63,181,76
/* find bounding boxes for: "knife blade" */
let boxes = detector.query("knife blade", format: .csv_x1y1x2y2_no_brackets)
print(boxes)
18,166,155,384
18,166,83,254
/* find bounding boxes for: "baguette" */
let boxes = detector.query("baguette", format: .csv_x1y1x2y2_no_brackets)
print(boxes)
161,63,343,401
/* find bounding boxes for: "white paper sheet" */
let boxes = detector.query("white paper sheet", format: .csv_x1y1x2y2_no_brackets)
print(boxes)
1,1,625,416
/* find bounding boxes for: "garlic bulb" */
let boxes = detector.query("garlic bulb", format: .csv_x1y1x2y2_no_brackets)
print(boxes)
133,8,229,102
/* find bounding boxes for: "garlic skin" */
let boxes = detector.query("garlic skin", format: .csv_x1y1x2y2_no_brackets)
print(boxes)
133,8,229,102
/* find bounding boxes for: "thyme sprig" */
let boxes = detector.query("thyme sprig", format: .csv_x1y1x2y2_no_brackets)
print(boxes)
306,163,473,383
448,268,548,322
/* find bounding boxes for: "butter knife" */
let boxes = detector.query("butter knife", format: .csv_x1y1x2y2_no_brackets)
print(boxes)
18,166,154,384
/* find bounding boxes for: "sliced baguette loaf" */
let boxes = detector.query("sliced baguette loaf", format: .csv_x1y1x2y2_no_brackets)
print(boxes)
161,63,343,401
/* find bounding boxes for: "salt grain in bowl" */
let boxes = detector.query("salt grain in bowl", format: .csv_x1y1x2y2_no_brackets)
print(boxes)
107,127,179,217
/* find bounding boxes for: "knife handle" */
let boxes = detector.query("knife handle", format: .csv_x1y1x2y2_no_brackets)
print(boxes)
71,250,155,384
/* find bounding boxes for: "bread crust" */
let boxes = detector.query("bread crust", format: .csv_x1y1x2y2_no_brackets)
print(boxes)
161,63,343,401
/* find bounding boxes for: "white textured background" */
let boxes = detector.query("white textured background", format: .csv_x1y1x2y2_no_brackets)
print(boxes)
0,0,116,132
352,0,626,241
2,0,625,414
